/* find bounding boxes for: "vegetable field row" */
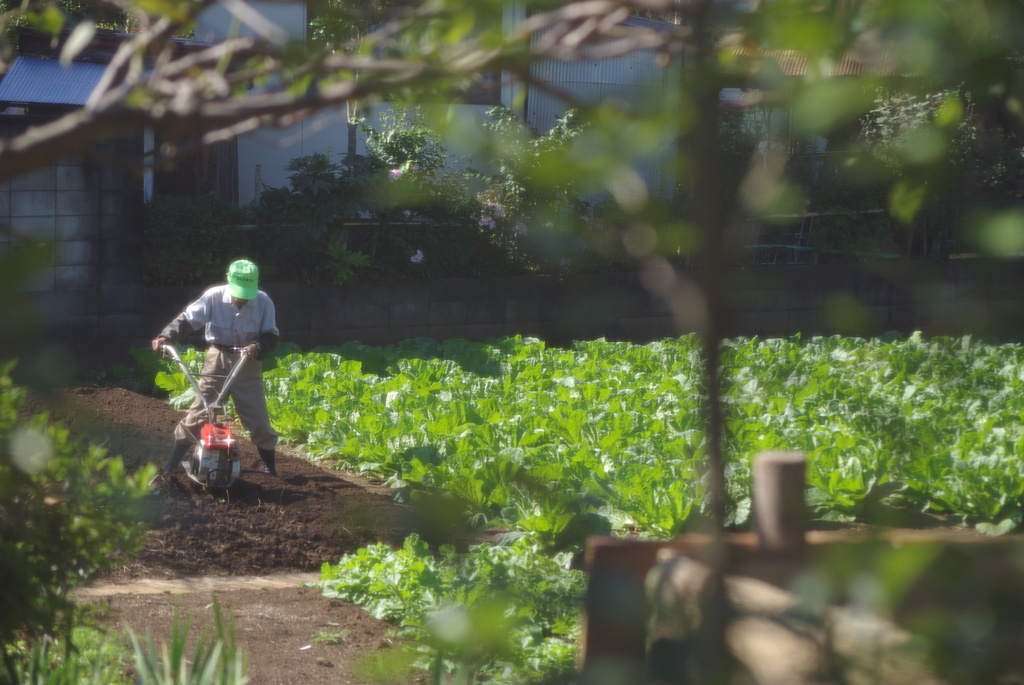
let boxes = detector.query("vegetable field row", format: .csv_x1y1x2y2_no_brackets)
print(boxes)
149,333,1024,682
219,333,1024,540
155,333,1024,542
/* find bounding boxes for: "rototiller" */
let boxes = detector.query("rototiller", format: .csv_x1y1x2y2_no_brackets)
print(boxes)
160,343,249,488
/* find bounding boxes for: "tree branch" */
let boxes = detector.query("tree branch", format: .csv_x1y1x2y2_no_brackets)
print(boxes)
0,0,693,181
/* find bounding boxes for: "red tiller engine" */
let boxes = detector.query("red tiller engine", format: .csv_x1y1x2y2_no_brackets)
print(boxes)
158,344,249,490
183,421,241,488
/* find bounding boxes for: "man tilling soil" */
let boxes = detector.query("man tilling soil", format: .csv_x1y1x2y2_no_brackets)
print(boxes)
151,259,281,478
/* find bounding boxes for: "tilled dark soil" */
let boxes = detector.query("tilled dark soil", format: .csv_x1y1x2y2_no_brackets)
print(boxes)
23,385,430,684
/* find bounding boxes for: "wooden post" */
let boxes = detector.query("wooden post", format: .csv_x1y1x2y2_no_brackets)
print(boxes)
753,451,807,551
580,536,666,679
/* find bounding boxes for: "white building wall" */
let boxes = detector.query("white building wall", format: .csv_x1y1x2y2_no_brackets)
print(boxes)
197,0,520,202
197,1,513,205
197,1,678,205
526,25,680,198
237,106,351,205
233,103,497,206
195,0,307,43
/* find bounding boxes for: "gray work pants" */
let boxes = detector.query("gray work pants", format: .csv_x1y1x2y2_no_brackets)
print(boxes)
173,347,279,451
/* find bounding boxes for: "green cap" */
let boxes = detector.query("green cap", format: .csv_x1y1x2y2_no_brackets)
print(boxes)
227,260,259,300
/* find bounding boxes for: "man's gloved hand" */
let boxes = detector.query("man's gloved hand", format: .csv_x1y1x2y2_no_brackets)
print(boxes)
152,336,169,353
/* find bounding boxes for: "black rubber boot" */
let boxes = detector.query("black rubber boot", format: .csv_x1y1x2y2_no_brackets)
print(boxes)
258,447,278,477
162,440,190,475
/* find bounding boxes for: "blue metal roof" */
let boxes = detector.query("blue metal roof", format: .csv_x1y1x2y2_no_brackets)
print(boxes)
0,56,106,106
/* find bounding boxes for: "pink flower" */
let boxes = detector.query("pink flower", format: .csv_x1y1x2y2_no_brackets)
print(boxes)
389,168,403,181
479,216,496,229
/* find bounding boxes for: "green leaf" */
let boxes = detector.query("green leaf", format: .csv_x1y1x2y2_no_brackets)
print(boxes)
889,180,928,225
60,21,96,66
974,209,1024,257
26,7,65,35
976,518,1018,536
791,80,879,135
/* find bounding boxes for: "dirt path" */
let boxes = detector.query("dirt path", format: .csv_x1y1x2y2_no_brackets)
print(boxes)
26,386,428,684
74,572,322,597
81,583,411,685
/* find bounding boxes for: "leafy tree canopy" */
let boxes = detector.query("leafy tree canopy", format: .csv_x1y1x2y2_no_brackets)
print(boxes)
309,0,406,49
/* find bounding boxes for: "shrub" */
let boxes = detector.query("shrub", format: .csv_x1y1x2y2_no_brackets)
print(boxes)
0,361,153,681
255,105,507,282
253,105,640,283
325,242,371,285
143,195,253,286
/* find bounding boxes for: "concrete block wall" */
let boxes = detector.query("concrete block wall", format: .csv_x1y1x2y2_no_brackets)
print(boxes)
17,259,1024,376
260,273,679,351
722,259,1024,340
131,260,1024,370
132,274,678,358
1,117,144,375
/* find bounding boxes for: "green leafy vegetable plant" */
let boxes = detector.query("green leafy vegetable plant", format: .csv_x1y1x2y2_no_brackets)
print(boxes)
317,534,584,683
128,603,248,685
262,333,1024,536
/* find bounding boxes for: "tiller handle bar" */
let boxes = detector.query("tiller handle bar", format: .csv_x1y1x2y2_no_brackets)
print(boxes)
159,344,251,424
